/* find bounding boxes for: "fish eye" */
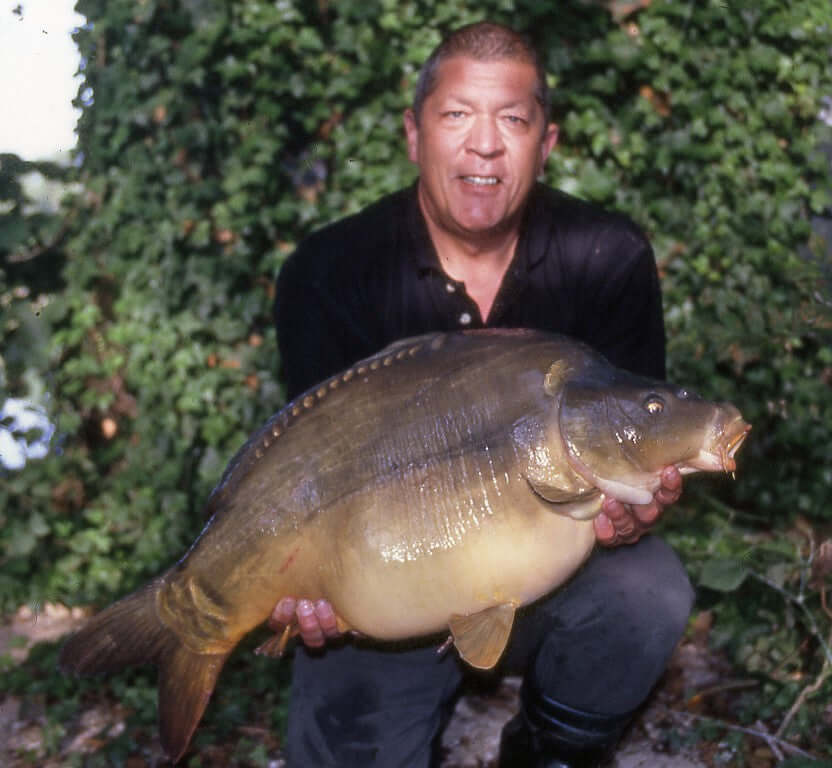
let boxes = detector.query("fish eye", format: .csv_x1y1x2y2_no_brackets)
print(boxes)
644,395,665,415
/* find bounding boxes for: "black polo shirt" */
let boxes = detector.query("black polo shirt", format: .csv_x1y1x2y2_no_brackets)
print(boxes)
274,182,665,401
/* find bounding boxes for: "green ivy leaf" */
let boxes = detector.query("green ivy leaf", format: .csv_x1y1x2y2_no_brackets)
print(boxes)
699,558,749,592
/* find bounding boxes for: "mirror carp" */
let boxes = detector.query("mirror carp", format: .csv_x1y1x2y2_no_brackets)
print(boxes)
59,329,750,761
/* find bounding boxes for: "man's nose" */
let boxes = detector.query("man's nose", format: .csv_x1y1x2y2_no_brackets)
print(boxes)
466,115,503,157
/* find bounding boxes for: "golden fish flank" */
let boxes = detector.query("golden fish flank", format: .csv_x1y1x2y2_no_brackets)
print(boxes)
58,329,749,763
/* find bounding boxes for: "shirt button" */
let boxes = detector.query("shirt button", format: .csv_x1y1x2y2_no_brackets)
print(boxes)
459,312,472,326
445,282,456,293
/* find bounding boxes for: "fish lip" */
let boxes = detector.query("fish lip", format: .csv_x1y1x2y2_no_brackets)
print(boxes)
678,418,751,474
721,421,751,472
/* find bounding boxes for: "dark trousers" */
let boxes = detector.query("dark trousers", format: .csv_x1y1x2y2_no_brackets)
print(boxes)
285,535,694,768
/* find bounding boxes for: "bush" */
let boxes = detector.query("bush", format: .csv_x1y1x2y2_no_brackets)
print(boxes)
2,0,831,758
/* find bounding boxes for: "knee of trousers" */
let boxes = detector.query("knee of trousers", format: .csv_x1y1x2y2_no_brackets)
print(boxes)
547,537,694,653
527,538,694,712
286,642,463,768
602,537,695,652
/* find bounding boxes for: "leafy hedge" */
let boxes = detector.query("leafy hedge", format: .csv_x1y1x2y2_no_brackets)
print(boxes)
1,153,68,406
2,0,832,758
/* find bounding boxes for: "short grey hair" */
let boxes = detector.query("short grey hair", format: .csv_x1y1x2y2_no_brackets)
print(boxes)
412,22,550,124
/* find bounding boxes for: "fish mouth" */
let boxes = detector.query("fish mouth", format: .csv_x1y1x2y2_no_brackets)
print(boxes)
720,421,751,472
680,416,751,475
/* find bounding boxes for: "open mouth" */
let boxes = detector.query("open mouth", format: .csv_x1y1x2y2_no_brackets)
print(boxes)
682,417,751,475
459,175,500,186
719,421,751,473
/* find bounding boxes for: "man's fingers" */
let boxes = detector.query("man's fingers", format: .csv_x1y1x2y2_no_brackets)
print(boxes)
662,464,683,488
602,498,637,535
594,512,618,546
660,466,683,502
600,497,646,544
268,597,297,631
314,599,341,638
615,519,637,537
297,599,325,647
267,596,342,648
648,467,682,508
653,488,676,507
596,470,684,548
601,497,628,521
633,500,661,526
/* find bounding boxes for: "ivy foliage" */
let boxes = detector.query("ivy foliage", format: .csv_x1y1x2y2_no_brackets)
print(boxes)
1,0,832,759
1,153,68,400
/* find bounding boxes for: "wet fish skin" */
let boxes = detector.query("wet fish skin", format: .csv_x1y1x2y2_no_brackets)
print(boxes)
58,329,750,762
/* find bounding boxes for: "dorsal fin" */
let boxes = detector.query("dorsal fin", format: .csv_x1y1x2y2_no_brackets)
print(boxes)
202,335,446,519
375,332,444,357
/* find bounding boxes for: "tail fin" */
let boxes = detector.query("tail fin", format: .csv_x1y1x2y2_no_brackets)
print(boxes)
58,578,230,763
157,641,228,762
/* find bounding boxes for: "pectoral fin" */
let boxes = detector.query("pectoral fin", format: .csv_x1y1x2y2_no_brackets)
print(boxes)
448,603,516,670
529,480,597,504
560,493,604,520
254,624,295,658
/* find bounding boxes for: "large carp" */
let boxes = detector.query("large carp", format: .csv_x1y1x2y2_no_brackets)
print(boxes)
59,329,749,761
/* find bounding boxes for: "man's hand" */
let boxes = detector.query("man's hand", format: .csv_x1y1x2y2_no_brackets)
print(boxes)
594,466,682,547
268,597,342,649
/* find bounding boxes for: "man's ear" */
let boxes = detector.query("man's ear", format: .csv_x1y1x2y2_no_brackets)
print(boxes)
403,108,420,164
538,122,559,169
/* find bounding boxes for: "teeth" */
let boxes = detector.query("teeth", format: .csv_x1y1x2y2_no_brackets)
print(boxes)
461,176,499,186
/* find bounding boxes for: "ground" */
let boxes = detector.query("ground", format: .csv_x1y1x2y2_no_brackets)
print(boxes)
0,604,813,767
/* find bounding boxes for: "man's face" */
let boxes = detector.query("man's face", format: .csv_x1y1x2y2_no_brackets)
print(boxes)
404,56,558,241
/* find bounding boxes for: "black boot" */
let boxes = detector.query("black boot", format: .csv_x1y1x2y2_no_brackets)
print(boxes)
498,681,635,768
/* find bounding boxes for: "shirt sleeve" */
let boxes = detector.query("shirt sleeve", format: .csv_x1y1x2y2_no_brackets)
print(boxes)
273,242,376,401
573,222,666,380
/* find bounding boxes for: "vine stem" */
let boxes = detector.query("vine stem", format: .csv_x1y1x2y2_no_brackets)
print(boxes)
748,572,832,668
775,637,831,741
747,570,832,743
660,707,816,760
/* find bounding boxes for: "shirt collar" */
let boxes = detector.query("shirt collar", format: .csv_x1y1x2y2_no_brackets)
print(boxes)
404,181,440,275
406,180,548,276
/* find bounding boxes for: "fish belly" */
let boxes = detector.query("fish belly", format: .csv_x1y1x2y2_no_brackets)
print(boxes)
322,493,596,640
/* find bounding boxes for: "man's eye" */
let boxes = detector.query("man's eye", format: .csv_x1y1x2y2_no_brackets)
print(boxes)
504,115,527,125
445,111,466,119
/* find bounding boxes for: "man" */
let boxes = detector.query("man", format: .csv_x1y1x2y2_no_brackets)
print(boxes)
271,21,690,768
